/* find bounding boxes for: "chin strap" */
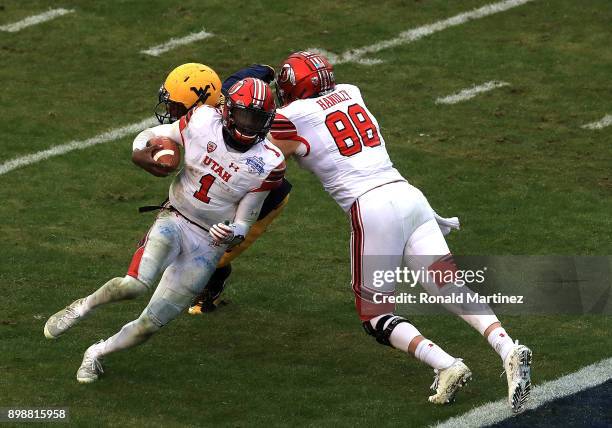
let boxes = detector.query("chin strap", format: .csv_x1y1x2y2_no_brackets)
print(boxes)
222,127,257,152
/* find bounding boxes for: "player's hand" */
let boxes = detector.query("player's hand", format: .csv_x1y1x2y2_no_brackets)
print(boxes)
210,223,245,247
131,144,174,177
210,223,235,244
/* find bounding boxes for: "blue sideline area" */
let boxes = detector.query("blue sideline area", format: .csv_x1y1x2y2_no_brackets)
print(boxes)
490,380,612,427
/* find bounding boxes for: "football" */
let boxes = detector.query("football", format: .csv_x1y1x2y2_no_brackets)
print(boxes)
149,136,181,170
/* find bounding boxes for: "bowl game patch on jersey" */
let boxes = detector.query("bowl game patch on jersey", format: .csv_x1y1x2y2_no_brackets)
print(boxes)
246,156,265,175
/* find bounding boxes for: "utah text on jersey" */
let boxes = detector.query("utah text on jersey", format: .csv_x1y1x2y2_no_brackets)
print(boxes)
173,105,286,229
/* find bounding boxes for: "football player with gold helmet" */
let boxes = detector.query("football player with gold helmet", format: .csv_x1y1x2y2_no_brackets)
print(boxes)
133,62,291,314
155,62,223,124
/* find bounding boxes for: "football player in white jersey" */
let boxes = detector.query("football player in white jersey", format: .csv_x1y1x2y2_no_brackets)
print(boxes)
44,78,286,383
135,63,292,314
268,51,532,412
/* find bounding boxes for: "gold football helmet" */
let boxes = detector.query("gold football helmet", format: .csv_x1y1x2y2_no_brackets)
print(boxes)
155,63,222,124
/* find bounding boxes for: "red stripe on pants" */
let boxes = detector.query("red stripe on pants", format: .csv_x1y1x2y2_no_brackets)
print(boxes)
127,229,151,279
350,200,395,321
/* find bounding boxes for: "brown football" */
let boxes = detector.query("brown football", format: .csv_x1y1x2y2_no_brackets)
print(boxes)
148,136,181,171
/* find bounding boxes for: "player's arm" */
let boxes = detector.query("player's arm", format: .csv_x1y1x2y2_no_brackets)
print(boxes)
131,122,182,177
210,160,286,246
222,64,275,95
267,135,304,158
267,112,309,158
210,191,269,246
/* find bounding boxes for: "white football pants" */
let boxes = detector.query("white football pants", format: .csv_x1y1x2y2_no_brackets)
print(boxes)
127,210,226,326
349,181,498,331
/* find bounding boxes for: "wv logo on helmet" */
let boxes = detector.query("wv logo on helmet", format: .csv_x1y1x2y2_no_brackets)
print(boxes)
191,85,211,104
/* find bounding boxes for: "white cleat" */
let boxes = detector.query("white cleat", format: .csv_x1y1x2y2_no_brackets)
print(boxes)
76,341,105,384
44,298,88,339
504,341,532,413
428,359,472,404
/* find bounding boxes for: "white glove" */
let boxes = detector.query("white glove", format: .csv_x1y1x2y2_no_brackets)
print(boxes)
210,222,245,247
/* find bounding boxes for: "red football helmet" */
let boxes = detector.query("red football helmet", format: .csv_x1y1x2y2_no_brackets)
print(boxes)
276,51,335,106
222,77,276,150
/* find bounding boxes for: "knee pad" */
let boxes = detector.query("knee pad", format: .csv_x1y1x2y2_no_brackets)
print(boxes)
362,314,413,347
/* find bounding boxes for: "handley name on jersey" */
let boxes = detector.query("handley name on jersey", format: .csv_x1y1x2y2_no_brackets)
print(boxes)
316,89,353,111
203,155,233,182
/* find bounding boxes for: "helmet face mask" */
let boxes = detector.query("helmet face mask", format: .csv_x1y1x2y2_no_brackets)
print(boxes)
230,105,274,140
155,63,222,124
222,78,276,151
155,85,189,124
270,79,284,109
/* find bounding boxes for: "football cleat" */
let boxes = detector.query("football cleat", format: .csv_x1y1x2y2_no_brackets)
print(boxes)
428,359,472,404
187,300,217,315
188,265,231,315
44,298,88,339
504,341,532,413
76,341,105,384
187,303,204,315
188,291,223,315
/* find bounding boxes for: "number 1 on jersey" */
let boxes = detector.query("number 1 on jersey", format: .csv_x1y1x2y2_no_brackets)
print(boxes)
194,174,215,203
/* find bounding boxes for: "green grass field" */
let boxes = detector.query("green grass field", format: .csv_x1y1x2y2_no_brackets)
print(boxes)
1,1,611,426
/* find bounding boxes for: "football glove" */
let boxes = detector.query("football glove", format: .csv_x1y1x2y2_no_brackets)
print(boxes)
210,222,245,247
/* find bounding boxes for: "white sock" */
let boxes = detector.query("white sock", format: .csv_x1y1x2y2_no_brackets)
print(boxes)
89,340,107,358
415,339,456,370
389,322,422,351
487,327,514,362
368,315,455,370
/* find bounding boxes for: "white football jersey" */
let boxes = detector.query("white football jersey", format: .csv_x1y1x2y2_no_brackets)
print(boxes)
272,84,405,211
169,105,285,229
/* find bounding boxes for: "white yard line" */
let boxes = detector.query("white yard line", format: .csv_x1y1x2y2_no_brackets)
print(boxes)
581,114,612,130
0,8,74,33
432,356,612,428
435,81,510,104
0,118,156,176
309,0,535,65
141,29,214,56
